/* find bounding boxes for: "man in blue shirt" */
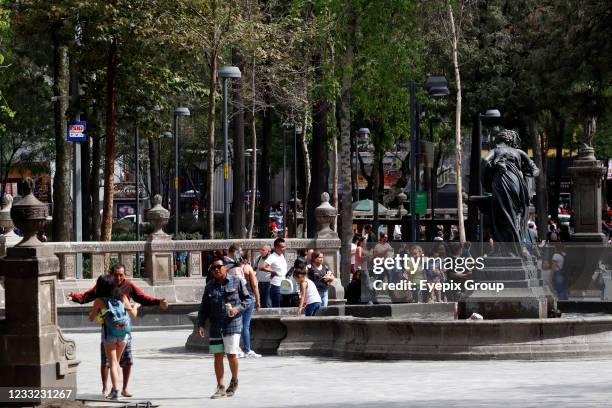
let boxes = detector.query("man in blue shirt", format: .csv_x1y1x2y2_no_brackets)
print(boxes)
198,256,253,399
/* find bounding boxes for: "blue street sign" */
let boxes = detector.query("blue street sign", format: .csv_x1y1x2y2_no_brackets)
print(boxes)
66,121,87,142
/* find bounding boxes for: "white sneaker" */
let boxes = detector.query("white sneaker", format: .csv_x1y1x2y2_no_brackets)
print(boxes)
237,349,245,358
246,350,262,358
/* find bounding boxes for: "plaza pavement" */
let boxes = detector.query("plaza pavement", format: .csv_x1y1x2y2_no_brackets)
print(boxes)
71,329,612,408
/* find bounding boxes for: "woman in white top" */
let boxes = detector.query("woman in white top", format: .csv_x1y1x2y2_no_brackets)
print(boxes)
294,268,322,316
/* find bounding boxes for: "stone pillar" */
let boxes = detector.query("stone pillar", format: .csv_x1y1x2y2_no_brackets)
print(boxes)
58,253,77,280
90,254,106,278
569,146,606,242
566,145,607,292
314,193,344,303
0,179,78,402
188,251,202,277
119,253,135,277
144,195,174,284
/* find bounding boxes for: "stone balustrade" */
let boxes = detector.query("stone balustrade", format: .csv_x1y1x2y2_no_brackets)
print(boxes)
45,237,341,280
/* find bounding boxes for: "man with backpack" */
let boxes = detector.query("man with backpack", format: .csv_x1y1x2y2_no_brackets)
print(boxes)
197,256,253,399
68,263,169,398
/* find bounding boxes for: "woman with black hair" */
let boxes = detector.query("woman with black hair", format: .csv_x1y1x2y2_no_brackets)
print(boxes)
88,275,140,400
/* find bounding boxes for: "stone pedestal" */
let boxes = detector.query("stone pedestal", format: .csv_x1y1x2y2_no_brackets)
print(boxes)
569,147,606,243
0,180,78,404
144,195,174,285
461,256,548,319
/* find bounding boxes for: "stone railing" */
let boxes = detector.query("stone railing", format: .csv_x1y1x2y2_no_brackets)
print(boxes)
47,238,342,282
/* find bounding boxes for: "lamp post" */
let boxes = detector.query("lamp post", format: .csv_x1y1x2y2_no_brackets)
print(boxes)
356,128,370,203
173,107,190,238
218,66,241,239
408,76,449,242
476,109,501,246
159,131,173,198
294,126,302,236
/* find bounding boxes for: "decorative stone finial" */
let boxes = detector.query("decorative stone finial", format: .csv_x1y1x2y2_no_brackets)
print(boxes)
0,194,15,235
314,192,338,239
146,194,170,236
10,178,48,247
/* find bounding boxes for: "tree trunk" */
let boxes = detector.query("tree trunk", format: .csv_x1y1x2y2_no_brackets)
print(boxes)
331,108,339,231
339,0,355,284
100,0,118,242
529,118,548,236
372,148,380,236
91,131,102,241
550,116,564,215
231,49,245,238
149,135,160,202
466,114,480,241
448,1,465,243
258,99,272,237
51,31,72,242
206,55,218,239
308,53,328,238
301,110,311,237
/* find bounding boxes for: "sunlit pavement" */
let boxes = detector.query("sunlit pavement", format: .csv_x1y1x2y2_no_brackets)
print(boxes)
71,329,612,408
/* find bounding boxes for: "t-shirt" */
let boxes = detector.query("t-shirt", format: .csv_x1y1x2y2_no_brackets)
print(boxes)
552,252,565,271
350,243,357,265
266,251,287,287
254,254,271,283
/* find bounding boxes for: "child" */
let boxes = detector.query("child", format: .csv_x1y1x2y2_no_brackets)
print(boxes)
88,275,140,400
294,268,322,316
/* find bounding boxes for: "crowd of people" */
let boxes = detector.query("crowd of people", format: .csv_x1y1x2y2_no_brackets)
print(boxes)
67,237,337,400
64,212,611,400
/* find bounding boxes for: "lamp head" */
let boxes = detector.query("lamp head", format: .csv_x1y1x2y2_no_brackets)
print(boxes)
174,107,190,117
218,66,242,79
482,109,501,118
357,128,371,136
424,76,450,97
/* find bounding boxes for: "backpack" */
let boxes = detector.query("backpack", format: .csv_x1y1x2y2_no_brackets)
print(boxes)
103,298,131,336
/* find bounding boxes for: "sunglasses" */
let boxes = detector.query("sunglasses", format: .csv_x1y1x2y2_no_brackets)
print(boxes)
210,264,225,271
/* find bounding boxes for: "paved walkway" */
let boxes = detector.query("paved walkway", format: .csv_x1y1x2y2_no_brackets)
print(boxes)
72,329,612,408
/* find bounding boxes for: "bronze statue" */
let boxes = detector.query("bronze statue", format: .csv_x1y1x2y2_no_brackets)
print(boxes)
482,129,539,244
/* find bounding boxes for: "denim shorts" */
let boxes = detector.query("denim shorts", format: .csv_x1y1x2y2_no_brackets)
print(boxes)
100,336,133,368
101,328,131,345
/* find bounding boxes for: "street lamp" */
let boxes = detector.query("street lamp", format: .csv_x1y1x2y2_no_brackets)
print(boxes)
408,75,449,242
356,128,371,203
218,66,241,239
294,126,303,236
159,131,173,199
474,109,501,245
174,107,190,238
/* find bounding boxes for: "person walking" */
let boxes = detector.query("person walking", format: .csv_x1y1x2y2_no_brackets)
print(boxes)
68,264,168,398
254,244,272,308
260,238,288,307
306,250,334,307
88,275,140,400
197,256,253,399
295,268,322,316
227,244,262,358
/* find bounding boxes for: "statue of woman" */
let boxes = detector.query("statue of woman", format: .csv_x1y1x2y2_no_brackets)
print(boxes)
482,129,540,244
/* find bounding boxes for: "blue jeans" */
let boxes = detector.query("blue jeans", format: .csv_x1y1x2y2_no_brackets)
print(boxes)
319,290,329,307
270,284,281,307
305,302,321,316
241,300,255,353
258,282,271,308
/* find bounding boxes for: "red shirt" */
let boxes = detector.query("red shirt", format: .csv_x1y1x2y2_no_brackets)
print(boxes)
71,279,162,306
